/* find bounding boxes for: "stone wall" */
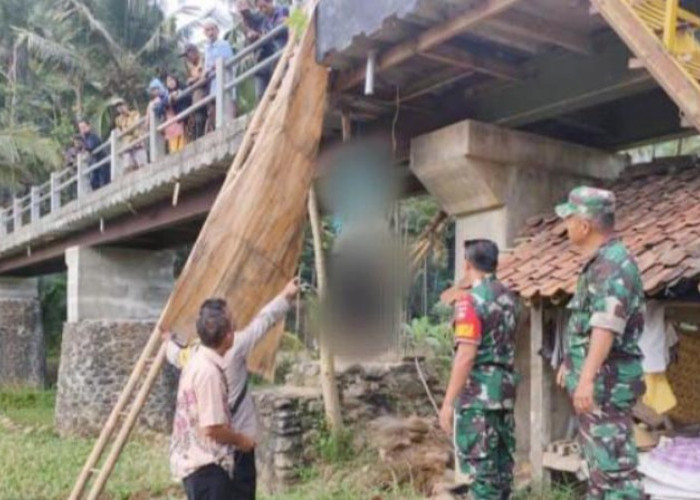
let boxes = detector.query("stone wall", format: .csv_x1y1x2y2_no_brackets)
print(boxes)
253,387,324,494
0,298,46,388
253,359,443,494
55,320,177,436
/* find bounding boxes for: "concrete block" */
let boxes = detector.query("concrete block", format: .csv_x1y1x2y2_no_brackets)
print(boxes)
66,246,175,322
0,277,39,300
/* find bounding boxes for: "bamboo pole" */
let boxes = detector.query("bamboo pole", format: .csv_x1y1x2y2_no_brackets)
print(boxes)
68,321,163,500
308,187,343,431
86,343,168,500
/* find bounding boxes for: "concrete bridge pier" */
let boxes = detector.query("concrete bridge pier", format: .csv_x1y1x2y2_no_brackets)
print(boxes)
411,119,628,276
0,277,46,388
55,245,177,436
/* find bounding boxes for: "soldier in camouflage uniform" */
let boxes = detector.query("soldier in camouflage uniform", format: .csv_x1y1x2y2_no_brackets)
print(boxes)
555,187,646,500
440,239,519,500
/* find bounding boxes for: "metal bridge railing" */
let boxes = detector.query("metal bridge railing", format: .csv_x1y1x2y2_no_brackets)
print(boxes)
0,25,286,238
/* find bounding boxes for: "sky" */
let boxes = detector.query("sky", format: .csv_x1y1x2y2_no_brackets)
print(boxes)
160,0,238,42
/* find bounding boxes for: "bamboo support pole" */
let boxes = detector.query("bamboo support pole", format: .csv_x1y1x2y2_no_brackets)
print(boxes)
68,323,163,500
308,187,343,431
86,343,168,500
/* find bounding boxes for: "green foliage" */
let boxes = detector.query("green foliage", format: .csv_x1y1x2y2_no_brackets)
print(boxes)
39,273,67,358
0,0,194,194
513,482,580,500
287,8,309,40
402,304,454,378
313,423,356,464
401,196,455,319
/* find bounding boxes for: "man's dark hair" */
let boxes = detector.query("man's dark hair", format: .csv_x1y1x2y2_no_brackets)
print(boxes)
464,239,499,273
196,298,231,348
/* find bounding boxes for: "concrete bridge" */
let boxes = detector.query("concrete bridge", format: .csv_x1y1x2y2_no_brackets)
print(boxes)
0,30,284,433
0,117,247,277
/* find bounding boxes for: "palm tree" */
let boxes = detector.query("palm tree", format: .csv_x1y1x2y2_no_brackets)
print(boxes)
14,0,200,115
0,122,60,197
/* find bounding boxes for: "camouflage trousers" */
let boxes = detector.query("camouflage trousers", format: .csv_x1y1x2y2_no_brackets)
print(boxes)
578,406,643,500
454,407,515,500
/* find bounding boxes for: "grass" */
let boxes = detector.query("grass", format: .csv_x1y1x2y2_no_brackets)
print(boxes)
0,387,56,427
0,389,177,500
0,388,580,500
260,453,424,500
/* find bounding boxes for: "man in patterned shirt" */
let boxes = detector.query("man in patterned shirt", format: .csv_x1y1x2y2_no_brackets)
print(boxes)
440,239,519,499
556,186,646,499
170,298,255,500
166,279,299,499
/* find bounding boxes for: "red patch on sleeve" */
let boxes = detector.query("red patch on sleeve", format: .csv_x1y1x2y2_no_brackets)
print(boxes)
454,294,482,343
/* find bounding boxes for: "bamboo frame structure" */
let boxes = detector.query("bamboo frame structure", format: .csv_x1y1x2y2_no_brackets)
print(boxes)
69,5,326,498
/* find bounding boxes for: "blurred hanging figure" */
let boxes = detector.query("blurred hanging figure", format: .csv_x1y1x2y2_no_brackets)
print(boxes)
318,135,404,360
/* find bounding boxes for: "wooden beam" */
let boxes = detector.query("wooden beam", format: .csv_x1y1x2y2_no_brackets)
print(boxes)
420,43,522,81
334,0,523,91
402,68,475,102
530,302,552,484
486,9,592,55
469,25,542,54
464,36,654,127
0,181,221,276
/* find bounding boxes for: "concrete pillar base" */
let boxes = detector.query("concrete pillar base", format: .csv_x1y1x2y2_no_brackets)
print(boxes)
55,245,176,436
55,320,177,437
0,278,46,388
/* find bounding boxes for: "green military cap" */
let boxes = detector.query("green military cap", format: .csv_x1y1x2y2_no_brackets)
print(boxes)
555,186,615,219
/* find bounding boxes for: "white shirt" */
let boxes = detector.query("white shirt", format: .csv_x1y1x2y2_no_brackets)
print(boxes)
167,295,290,443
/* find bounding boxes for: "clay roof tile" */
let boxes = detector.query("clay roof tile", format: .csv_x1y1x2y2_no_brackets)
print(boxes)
499,164,700,300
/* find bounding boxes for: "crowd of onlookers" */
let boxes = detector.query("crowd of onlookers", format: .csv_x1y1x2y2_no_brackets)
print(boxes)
63,0,289,193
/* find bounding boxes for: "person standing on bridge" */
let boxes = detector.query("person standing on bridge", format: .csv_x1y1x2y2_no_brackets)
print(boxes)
78,119,110,190
164,73,191,155
202,20,236,132
238,0,289,101
181,43,207,142
165,278,300,499
110,97,146,173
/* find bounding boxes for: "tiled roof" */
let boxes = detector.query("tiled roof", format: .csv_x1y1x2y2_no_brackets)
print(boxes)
445,161,700,303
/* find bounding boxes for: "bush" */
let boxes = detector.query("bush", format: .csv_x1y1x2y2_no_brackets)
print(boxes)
314,424,356,464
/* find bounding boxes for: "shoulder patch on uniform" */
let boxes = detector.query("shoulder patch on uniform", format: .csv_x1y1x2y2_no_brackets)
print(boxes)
454,293,482,342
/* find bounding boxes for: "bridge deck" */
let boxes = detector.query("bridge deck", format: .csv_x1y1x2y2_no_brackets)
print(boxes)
0,117,248,275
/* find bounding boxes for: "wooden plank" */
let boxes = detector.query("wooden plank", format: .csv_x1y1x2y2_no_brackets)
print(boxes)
486,9,592,55
401,68,475,102
334,0,523,91
530,302,551,484
469,24,542,54
420,43,522,81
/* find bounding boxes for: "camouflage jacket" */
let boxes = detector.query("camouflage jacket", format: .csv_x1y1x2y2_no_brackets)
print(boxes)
453,275,519,410
563,238,645,410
